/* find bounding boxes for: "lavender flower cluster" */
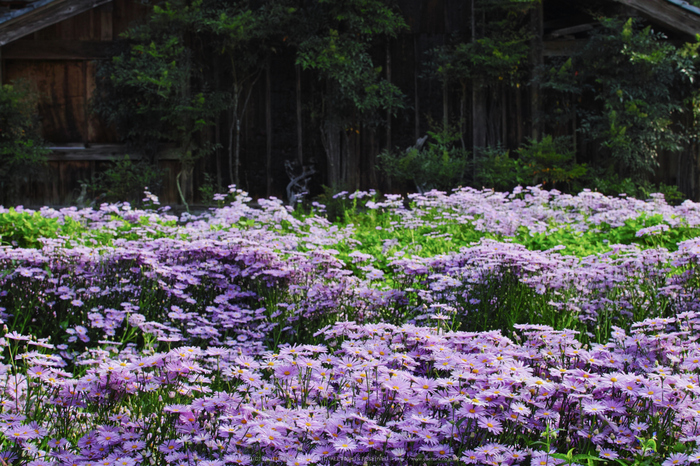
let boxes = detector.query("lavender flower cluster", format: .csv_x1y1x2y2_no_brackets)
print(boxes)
0,186,696,465
0,318,699,466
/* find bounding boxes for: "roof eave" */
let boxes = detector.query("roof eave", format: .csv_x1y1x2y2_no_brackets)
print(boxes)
613,0,700,39
0,0,111,46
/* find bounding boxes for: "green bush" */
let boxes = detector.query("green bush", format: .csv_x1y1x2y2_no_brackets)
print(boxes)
517,135,587,189
585,167,686,204
0,80,49,204
378,124,469,193
474,145,525,191
80,156,163,206
475,136,586,192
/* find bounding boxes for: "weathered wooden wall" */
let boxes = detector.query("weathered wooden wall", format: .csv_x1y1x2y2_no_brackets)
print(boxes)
0,0,155,205
2,0,148,144
1,0,697,205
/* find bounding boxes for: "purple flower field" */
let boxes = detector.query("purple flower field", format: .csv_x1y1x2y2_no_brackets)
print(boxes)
0,186,699,466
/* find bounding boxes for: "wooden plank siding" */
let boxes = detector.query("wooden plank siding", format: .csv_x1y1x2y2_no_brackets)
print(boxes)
1,0,700,206
3,40,112,59
0,0,152,205
0,0,112,46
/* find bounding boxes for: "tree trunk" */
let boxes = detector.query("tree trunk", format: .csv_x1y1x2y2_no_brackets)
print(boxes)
177,154,193,212
572,97,577,162
443,0,449,132
487,87,499,147
368,125,378,188
216,114,222,190
214,59,222,190
516,85,523,145
341,127,349,187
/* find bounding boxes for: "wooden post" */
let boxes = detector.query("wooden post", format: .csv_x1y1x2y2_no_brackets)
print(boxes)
386,39,392,152
266,59,272,198
501,86,507,146
443,83,449,132
414,34,420,142
214,58,222,189
99,2,113,41
471,0,486,176
530,0,544,141
296,64,303,165
82,61,89,145
572,95,577,161
86,61,98,143
443,0,450,132
516,86,523,145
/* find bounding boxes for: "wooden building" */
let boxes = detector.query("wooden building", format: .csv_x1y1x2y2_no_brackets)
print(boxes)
1,0,700,205
0,0,166,205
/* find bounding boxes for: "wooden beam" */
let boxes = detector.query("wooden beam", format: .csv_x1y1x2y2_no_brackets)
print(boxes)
98,1,112,41
543,40,586,56
47,144,182,161
0,0,112,46
548,23,596,38
613,0,700,38
2,39,112,59
48,144,135,162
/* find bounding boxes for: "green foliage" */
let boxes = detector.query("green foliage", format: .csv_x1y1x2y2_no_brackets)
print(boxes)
0,210,62,248
585,167,686,205
0,81,49,204
475,136,586,192
425,0,535,135
94,0,230,206
198,173,222,205
80,156,164,206
541,17,699,180
293,0,407,186
429,30,531,89
378,124,469,193
96,3,227,158
203,0,292,186
517,135,587,188
514,213,700,256
474,145,526,191
321,193,700,271
297,27,405,119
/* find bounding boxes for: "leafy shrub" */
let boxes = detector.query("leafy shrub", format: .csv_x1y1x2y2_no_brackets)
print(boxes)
378,124,469,193
540,18,698,181
475,136,586,192
474,145,525,191
517,135,587,188
0,80,49,204
585,166,686,204
80,155,163,206
0,209,60,248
